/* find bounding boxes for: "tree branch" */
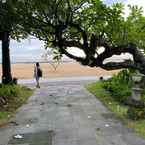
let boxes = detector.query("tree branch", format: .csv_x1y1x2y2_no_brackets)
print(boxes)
62,40,83,48
95,43,136,65
73,1,87,12
69,22,89,54
54,0,63,23
101,60,137,70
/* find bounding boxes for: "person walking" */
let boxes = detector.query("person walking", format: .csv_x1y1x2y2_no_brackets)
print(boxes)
34,62,42,88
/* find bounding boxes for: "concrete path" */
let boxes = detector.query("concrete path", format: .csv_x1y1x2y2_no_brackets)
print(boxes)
0,77,145,145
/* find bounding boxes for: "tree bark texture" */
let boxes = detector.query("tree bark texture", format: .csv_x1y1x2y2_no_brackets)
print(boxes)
1,31,12,84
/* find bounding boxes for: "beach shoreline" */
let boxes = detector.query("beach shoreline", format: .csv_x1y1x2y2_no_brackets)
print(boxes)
0,62,119,79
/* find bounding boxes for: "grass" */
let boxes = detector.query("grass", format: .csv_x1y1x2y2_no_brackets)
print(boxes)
86,81,145,139
0,85,33,126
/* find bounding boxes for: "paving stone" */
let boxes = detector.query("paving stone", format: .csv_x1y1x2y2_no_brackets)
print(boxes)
0,78,145,145
8,131,53,145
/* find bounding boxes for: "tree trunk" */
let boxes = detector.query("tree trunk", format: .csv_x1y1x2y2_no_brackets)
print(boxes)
1,31,12,84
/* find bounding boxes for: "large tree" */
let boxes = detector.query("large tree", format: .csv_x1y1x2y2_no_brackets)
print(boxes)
1,0,145,82
0,0,28,84
22,0,145,74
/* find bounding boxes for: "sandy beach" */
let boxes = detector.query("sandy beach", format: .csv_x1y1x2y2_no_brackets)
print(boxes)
0,62,119,79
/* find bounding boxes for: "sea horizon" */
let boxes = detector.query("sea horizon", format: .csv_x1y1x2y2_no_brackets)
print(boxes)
0,59,73,64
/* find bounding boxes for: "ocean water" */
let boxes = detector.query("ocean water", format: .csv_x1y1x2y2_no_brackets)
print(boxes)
0,54,72,64
0,38,133,64
0,39,72,64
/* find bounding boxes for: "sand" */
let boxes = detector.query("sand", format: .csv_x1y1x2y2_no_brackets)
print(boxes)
0,62,119,79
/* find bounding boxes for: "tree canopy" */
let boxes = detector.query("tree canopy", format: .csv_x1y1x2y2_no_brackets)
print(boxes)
1,0,145,78
0,0,30,83
0,0,29,39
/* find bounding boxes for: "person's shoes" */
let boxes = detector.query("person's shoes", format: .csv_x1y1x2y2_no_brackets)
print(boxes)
36,85,40,88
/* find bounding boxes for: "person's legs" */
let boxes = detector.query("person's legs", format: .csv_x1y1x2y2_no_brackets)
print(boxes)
36,77,40,88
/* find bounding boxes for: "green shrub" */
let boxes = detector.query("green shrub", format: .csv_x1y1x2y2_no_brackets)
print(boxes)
102,69,134,104
140,88,145,102
0,84,25,106
116,69,134,87
0,84,33,125
102,81,131,103
110,85,131,103
87,81,145,137
127,106,145,120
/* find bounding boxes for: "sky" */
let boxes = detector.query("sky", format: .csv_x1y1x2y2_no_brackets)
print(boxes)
103,0,127,5
125,0,145,16
0,0,145,63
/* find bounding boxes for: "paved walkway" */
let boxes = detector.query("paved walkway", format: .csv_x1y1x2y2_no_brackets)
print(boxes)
0,77,145,145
